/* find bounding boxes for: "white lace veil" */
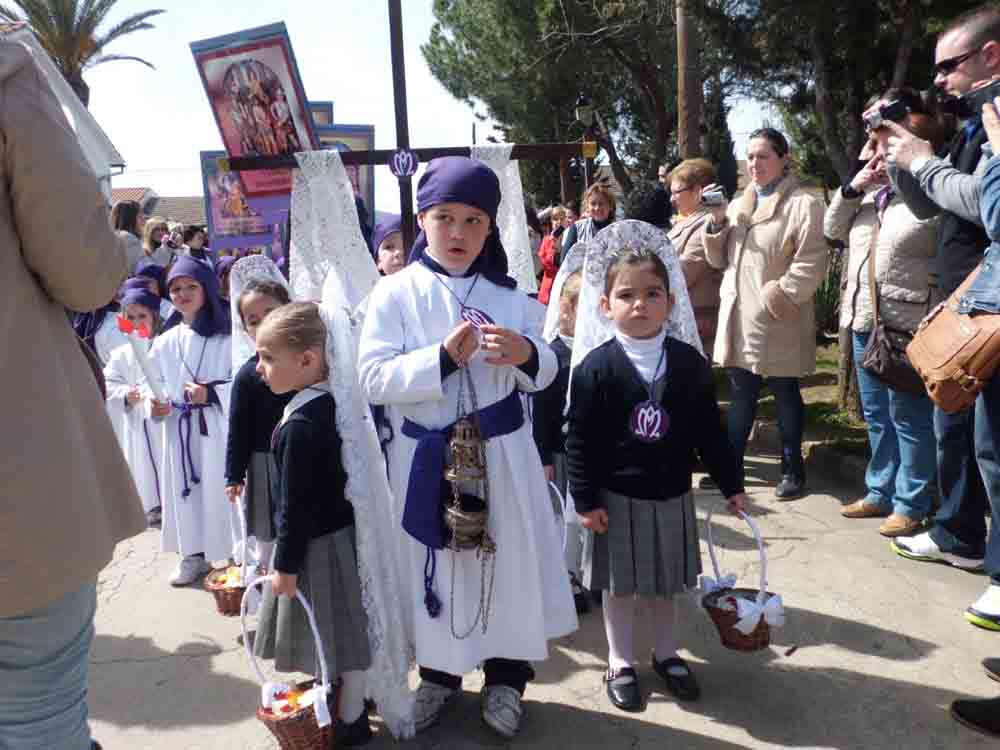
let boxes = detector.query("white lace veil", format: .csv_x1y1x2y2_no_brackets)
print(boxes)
292,153,413,739
569,220,703,394
470,144,538,292
542,240,589,341
228,255,291,375
290,150,378,302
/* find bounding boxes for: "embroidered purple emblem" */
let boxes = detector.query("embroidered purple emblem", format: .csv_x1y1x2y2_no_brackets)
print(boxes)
630,401,668,443
461,306,494,329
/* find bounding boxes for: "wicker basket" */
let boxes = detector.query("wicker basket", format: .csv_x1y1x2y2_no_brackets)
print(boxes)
256,679,338,750
204,568,246,617
241,582,338,750
700,506,780,653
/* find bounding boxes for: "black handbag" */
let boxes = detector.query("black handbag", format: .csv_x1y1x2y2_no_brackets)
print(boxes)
859,214,925,396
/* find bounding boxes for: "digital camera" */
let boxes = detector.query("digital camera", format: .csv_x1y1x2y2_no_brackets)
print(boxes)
863,99,909,130
701,189,725,206
941,78,1000,120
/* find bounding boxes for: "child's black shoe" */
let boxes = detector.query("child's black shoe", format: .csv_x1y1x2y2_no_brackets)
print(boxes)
336,710,373,746
652,654,701,702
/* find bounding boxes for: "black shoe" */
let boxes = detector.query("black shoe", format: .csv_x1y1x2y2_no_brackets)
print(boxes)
985,657,1000,683
146,506,162,527
698,476,717,490
91,742,103,750
775,474,805,500
591,588,603,607
651,654,701,702
569,572,591,614
605,667,643,712
336,710,374,746
951,697,1000,738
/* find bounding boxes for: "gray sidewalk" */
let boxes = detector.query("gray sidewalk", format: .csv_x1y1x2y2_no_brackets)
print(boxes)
89,454,999,749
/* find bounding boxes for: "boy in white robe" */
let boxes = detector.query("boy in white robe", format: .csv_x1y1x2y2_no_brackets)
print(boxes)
358,157,577,739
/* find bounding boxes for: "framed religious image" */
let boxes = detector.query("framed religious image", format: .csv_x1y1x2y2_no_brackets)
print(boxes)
191,23,317,195
316,123,376,226
200,150,275,251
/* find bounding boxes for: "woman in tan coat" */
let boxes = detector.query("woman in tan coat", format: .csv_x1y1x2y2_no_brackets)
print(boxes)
668,158,723,357
0,36,145,750
703,128,829,499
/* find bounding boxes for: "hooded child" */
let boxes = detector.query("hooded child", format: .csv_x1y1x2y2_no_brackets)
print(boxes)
358,156,577,740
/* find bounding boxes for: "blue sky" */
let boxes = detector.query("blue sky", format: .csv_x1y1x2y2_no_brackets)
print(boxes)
90,1,769,212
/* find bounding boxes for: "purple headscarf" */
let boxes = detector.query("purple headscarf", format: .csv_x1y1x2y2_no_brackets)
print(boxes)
119,287,162,319
407,156,516,289
372,213,404,256
215,254,237,283
134,261,167,297
163,256,231,337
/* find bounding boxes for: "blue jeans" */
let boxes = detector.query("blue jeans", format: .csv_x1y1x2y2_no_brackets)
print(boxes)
974,375,1000,584
851,332,937,519
0,580,96,750
727,367,805,477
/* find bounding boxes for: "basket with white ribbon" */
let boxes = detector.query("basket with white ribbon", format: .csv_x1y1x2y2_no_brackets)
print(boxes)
700,505,785,652
240,580,338,749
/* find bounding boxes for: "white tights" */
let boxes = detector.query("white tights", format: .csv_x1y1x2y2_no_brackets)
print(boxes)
339,670,366,723
602,591,678,670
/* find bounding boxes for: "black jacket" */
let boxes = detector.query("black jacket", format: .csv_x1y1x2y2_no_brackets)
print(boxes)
566,336,743,512
271,393,353,574
532,336,572,464
224,355,293,485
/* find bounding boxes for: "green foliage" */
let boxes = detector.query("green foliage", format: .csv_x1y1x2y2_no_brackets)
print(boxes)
0,0,165,106
703,78,739,197
814,247,842,335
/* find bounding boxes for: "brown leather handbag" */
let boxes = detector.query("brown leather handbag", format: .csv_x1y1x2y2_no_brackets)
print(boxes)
859,218,925,395
906,262,1000,413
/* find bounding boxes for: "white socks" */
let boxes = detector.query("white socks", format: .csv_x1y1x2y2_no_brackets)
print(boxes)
602,591,679,669
255,540,275,571
338,670,366,723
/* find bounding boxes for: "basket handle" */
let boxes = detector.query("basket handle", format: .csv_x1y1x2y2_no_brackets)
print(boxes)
704,504,768,610
240,579,333,727
548,481,570,549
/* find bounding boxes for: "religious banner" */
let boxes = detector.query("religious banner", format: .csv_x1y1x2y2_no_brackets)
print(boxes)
200,150,289,253
316,123,376,227
191,23,318,195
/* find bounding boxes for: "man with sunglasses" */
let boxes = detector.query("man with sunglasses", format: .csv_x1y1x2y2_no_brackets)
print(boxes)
883,2,1000,641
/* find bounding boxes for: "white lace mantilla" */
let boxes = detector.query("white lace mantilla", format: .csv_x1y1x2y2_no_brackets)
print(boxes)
569,220,702,402
470,144,538,292
291,150,379,305
228,255,291,374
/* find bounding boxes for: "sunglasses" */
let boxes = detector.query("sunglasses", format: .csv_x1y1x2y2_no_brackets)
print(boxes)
935,46,982,76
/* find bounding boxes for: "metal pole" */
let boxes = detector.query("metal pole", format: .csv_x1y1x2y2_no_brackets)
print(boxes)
388,0,416,249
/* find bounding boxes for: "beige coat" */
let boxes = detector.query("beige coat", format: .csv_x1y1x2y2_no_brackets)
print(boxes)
703,175,829,377
823,189,938,335
0,38,145,617
669,209,722,357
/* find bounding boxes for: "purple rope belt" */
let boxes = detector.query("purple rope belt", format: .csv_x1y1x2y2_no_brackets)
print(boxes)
142,419,162,507
171,401,210,498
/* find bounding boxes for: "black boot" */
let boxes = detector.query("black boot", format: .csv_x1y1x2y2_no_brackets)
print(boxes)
951,697,1000,738
775,455,805,501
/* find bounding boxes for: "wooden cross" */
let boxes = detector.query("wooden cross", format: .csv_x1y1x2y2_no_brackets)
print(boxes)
229,0,598,253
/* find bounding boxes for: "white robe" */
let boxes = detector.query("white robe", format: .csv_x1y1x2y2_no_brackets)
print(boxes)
103,342,163,513
148,324,238,561
358,263,578,675
93,313,128,365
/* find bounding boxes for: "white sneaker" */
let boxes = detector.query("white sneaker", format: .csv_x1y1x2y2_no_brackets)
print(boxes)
481,684,523,738
413,681,458,733
891,532,985,571
169,555,211,586
966,585,1000,631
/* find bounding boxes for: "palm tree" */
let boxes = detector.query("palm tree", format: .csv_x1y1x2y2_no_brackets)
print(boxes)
0,0,165,107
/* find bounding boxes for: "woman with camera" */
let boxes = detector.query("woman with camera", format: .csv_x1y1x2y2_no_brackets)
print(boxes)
825,88,947,538
668,158,724,357
702,128,829,499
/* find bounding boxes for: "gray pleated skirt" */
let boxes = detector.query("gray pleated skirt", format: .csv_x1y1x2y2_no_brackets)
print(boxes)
253,525,371,677
582,490,701,597
244,452,275,542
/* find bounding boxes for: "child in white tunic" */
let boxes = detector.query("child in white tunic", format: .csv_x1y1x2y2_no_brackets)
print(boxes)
103,286,164,526
148,257,238,586
358,157,577,739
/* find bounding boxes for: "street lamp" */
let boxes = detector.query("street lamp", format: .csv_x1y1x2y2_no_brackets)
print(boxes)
575,93,597,188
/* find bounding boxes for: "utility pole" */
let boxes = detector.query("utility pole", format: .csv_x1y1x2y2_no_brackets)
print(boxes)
676,0,703,158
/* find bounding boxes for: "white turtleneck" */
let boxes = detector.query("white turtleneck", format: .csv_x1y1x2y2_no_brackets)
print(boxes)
615,328,668,384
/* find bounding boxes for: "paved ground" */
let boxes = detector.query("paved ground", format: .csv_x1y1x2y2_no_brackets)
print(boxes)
89,450,1000,749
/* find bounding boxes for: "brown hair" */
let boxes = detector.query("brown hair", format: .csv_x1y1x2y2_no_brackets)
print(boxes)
604,247,671,296
942,4,1000,47
875,86,953,150
669,158,717,189
256,301,327,357
111,200,142,237
237,280,292,327
583,183,616,218
561,270,582,303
